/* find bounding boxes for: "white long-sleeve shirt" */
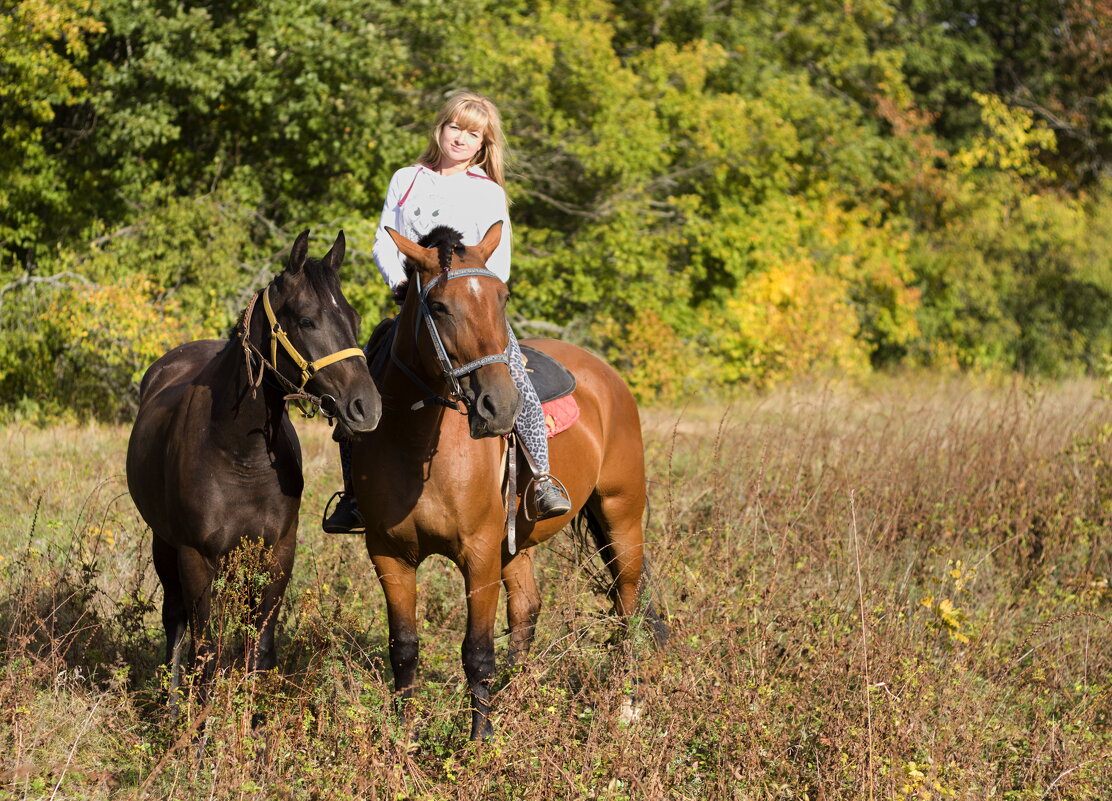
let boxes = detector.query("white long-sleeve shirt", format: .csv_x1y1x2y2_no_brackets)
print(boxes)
371,164,512,289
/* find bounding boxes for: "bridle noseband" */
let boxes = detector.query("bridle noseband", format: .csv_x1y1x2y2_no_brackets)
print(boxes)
240,284,367,417
390,267,509,412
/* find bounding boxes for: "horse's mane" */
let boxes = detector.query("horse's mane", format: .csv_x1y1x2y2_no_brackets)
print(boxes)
226,255,342,341
270,252,343,310
296,254,342,296
408,226,466,277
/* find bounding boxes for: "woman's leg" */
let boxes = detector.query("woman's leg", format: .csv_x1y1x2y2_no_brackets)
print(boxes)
506,328,571,520
323,316,400,533
505,329,549,474
339,440,354,490
322,440,363,533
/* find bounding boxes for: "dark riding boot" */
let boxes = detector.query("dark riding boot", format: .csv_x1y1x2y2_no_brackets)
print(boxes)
534,475,572,521
324,429,366,534
322,490,364,534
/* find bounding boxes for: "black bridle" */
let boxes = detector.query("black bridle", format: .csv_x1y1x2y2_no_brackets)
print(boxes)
390,267,510,412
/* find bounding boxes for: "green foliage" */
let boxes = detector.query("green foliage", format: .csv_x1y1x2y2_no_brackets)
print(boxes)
80,0,413,224
0,272,207,420
0,182,272,420
0,0,104,261
912,179,1112,374
953,92,1058,179
909,96,1112,374
3,0,1112,415
704,195,920,385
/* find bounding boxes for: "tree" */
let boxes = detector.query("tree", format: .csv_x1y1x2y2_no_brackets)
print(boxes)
0,0,104,265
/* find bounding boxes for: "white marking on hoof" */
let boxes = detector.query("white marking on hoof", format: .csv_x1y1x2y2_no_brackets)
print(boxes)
618,696,642,726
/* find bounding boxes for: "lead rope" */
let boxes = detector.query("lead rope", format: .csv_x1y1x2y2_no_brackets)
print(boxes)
238,289,332,419
239,292,264,399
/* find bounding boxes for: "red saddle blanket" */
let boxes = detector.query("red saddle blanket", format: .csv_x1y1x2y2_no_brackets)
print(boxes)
541,394,579,438
520,343,579,438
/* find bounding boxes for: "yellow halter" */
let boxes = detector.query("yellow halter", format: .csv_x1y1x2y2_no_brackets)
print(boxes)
261,286,366,390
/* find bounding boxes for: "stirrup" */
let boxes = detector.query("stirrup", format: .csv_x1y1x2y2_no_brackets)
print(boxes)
322,491,365,534
532,473,572,521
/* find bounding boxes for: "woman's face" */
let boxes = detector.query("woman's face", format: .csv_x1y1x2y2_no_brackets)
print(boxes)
438,119,484,169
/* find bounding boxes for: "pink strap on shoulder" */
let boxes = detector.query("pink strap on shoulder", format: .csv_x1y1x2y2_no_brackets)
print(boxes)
466,170,496,183
397,168,424,207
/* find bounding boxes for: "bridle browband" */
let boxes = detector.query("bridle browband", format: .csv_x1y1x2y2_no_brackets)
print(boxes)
240,283,366,417
390,267,509,412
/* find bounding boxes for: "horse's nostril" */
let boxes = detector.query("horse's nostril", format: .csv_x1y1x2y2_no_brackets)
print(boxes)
479,391,498,421
349,396,366,422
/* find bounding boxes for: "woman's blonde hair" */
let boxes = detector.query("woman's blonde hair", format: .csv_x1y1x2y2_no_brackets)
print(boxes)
418,91,507,187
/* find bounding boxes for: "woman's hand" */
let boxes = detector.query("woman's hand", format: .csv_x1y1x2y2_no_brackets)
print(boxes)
392,280,409,305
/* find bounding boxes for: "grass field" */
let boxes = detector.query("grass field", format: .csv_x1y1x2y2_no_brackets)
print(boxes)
1,376,1109,800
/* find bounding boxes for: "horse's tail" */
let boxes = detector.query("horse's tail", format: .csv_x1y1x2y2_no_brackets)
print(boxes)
574,503,670,646
574,503,609,590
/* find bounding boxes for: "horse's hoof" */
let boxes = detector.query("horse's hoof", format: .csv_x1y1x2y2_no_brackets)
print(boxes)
470,716,495,742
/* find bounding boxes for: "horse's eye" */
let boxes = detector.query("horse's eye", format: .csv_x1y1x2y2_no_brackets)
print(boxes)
298,317,316,330
429,302,449,317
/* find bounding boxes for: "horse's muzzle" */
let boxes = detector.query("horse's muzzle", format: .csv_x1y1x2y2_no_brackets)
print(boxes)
466,379,521,439
325,392,382,441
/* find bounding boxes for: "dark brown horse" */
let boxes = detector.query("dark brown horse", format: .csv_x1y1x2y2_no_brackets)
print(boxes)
127,230,380,711
351,223,667,740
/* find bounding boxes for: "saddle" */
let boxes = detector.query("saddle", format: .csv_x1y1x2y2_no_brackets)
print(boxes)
518,345,575,401
519,345,578,438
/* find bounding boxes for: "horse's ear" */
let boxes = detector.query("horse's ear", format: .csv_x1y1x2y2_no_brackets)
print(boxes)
323,230,346,271
289,229,311,275
475,221,503,264
386,227,438,271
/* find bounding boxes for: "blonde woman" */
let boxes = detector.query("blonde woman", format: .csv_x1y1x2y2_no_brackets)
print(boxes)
324,92,571,533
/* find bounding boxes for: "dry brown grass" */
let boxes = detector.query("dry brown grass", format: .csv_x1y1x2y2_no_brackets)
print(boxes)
1,375,1109,799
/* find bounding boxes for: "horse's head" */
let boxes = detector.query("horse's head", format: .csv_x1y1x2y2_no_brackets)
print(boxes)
264,230,382,439
388,223,521,438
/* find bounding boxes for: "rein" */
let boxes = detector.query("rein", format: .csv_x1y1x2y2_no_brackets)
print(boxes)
390,267,509,412
239,284,367,418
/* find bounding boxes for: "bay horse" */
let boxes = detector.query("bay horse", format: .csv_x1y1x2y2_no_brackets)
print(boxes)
127,230,380,711
351,223,668,741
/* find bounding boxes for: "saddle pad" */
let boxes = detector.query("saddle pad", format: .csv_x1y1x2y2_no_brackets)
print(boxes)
519,344,576,403
542,394,580,438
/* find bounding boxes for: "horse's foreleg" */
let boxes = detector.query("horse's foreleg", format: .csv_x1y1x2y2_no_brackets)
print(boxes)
249,530,296,675
371,554,419,724
179,546,218,700
501,550,541,667
462,556,502,741
244,530,295,732
153,536,187,716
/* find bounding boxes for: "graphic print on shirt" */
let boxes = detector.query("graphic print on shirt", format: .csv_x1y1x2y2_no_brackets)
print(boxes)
408,204,443,240
405,182,454,242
